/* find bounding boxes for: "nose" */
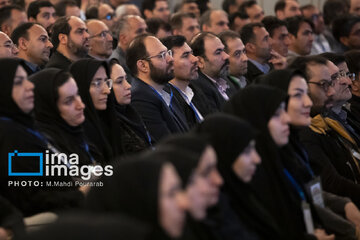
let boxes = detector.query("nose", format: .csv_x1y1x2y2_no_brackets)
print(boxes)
25,78,34,90
102,82,111,94
166,53,174,63
241,52,248,62
49,16,56,25
211,169,223,187
176,191,189,211
327,85,336,97
107,32,113,41
12,45,19,55
75,96,85,109
84,30,90,39
191,54,198,64
222,51,229,61
124,79,131,89
252,149,261,165
304,94,313,108
47,39,53,48
284,35,291,47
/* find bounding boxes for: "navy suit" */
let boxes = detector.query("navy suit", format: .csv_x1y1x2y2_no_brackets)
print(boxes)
130,78,189,143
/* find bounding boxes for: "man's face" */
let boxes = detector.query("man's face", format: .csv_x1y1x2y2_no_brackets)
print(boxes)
307,63,336,115
9,9,28,36
181,2,200,18
302,7,324,34
23,24,53,65
231,16,250,33
253,26,272,62
201,36,229,79
226,37,248,77
88,21,113,59
246,4,264,23
152,0,170,22
270,25,290,57
350,0,360,16
65,5,80,18
343,22,360,50
172,42,198,82
34,7,57,33
176,17,200,43
277,0,301,20
332,61,353,106
122,17,147,48
0,32,18,57
290,22,313,56
204,10,229,35
145,36,174,84
98,4,116,30
0,0,11,8
67,17,90,57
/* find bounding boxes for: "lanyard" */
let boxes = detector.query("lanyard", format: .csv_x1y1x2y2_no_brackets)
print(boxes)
283,168,306,201
294,149,315,178
82,141,96,164
148,84,173,109
170,84,202,122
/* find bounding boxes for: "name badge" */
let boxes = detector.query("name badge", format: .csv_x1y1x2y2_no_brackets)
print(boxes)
305,176,324,208
302,201,315,234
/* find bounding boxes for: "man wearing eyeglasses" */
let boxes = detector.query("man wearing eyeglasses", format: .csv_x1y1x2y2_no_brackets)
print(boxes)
126,33,189,142
0,31,18,57
87,19,113,60
291,55,360,207
98,3,117,31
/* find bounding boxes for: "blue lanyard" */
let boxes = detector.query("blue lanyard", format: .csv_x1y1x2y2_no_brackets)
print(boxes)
294,149,315,178
148,84,173,109
170,84,201,122
283,168,306,201
82,141,96,164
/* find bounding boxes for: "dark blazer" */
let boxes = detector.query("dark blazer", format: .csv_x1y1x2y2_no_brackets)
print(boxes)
130,78,189,143
45,51,73,70
245,60,272,84
191,71,237,113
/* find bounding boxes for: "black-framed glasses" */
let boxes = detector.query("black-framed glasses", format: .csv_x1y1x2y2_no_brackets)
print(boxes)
90,78,113,90
308,79,335,92
145,50,172,60
89,30,111,39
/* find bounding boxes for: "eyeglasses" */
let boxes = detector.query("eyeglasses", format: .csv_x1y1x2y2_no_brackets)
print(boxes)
104,13,115,20
89,30,111,39
90,78,113,90
145,50,172,60
308,79,335,92
339,70,356,81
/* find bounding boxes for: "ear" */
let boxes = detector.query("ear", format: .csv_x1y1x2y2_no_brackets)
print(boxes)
17,37,28,51
118,33,127,46
197,56,205,69
143,9,153,19
58,33,68,45
136,59,148,73
340,36,349,47
245,42,255,54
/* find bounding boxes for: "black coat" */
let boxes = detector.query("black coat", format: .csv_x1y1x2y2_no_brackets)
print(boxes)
45,51,73,70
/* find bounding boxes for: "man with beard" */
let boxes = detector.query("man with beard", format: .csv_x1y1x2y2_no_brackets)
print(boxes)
126,33,189,142
162,35,208,128
27,1,56,35
240,22,286,83
46,16,89,70
190,32,237,113
87,20,113,60
11,22,53,75
219,30,248,89
289,55,360,207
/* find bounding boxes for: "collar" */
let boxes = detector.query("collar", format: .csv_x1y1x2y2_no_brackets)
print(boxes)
248,59,270,74
24,60,39,72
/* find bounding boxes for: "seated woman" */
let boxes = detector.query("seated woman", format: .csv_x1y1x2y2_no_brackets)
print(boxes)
224,85,334,240
0,59,83,217
197,113,286,240
86,155,188,240
70,59,123,162
109,60,153,153
31,68,99,167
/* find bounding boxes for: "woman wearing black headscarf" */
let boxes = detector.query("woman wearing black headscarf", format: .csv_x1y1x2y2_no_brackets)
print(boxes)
224,85,331,240
86,155,188,240
31,68,100,166
70,59,122,162
109,60,153,153
196,113,287,240
0,58,83,217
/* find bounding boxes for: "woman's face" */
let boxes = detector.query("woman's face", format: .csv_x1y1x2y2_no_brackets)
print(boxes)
287,75,313,127
89,66,111,110
186,146,223,220
12,65,34,113
159,163,188,238
268,102,290,146
232,140,261,183
57,77,85,127
111,64,131,105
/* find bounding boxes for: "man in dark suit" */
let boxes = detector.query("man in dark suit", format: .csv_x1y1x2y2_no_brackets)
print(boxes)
190,32,237,113
126,33,189,143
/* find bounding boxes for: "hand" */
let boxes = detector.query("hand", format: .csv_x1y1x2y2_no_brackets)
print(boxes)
268,50,287,70
314,229,335,240
0,227,13,240
345,202,360,228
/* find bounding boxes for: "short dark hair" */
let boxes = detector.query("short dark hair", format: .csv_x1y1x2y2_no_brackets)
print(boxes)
126,33,152,76
85,5,98,19
170,12,196,31
320,52,345,66
27,1,54,20
218,30,240,52
222,0,236,14
238,0,257,16
141,0,164,18
345,50,360,75
229,11,248,31
161,35,186,50
300,4,315,13
0,5,23,31
274,0,286,12
288,55,327,81
332,15,360,43
323,0,349,26
261,16,287,37
190,31,217,58
240,22,263,45
51,16,71,49
11,22,35,45
199,9,212,29
146,17,171,35
55,0,77,17
285,16,313,38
